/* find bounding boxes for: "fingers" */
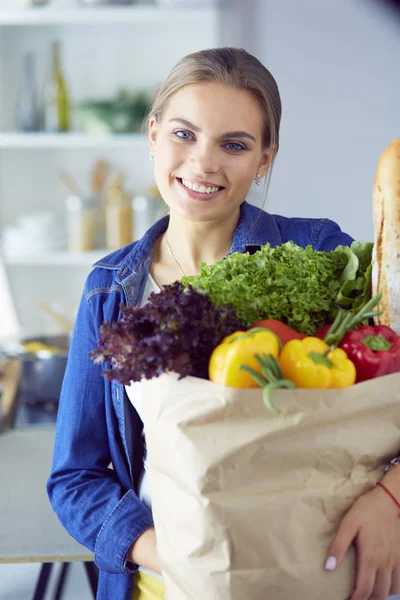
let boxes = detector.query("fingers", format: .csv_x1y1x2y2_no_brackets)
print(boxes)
368,567,391,600
389,566,400,596
325,512,360,571
351,555,396,600
350,554,377,600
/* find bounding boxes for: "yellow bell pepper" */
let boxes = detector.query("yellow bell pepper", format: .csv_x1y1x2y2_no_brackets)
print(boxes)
279,337,356,389
209,328,281,388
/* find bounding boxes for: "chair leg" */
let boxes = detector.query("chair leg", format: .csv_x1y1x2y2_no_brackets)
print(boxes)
53,562,71,600
33,563,54,600
83,562,98,598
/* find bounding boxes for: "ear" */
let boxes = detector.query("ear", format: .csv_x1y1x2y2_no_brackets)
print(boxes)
148,116,158,154
259,145,277,177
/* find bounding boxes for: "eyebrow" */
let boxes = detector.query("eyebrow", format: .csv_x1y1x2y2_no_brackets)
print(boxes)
168,118,256,143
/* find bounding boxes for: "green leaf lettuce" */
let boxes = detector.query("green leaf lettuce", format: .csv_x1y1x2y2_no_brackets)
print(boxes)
181,241,373,335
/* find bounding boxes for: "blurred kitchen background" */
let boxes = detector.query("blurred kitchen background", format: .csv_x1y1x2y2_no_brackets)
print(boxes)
0,0,399,341
0,0,399,597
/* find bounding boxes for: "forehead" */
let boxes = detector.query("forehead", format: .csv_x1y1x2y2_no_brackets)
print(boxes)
163,82,264,138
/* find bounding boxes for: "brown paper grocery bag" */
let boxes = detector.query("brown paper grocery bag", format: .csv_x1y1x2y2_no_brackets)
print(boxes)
137,372,400,600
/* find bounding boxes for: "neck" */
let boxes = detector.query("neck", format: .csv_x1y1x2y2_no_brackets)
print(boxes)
163,208,240,276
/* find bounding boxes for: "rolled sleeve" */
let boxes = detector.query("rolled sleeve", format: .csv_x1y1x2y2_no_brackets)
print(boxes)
95,489,154,573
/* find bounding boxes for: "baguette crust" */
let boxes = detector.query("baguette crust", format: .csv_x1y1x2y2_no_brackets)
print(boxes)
372,138,400,333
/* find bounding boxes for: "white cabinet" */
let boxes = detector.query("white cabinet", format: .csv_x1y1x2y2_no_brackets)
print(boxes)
0,0,228,336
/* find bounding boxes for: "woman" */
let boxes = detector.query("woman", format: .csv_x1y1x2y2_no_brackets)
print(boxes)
47,47,400,600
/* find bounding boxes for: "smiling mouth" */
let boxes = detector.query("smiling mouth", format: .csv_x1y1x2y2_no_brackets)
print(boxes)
176,178,224,194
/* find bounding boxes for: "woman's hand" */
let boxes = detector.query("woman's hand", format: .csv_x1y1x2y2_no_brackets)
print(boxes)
325,480,400,600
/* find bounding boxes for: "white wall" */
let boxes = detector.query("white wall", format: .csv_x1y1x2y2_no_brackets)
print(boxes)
243,0,400,241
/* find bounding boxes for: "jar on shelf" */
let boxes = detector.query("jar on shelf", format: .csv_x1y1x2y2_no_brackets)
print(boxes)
66,195,98,252
105,173,133,251
132,184,167,240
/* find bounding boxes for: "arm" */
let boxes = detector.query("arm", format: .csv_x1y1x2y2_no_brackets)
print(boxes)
379,462,400,506
47,283,154,574
128,527,162,575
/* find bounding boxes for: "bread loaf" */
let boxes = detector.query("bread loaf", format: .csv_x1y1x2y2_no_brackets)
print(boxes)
372,138,400,333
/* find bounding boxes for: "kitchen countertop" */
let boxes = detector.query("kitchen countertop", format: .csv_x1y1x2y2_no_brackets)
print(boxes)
0,427,93,564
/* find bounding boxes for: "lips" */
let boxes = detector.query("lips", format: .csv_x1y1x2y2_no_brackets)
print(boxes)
177,178,224,193
176,177,224,201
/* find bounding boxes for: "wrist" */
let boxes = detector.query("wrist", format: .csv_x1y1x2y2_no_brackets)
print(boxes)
381,463,400,499
376,480,400,514
128,526,162,575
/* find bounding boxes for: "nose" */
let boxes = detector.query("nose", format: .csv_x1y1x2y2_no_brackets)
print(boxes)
187,142,220,174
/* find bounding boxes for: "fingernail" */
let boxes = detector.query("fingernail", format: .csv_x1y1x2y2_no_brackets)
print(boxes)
325,556,337,571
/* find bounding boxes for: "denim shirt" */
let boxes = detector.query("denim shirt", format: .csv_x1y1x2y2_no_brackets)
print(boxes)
47,201,354,600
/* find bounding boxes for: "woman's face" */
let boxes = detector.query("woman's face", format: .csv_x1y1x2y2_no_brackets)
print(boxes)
149,81,271,223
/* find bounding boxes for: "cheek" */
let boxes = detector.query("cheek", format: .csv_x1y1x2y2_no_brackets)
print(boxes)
224,160,258,202
154,147,175,181
229,160,257,186
153,148,181,195
156,140,186,174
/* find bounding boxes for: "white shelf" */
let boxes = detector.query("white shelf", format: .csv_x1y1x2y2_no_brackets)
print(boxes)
2,249,108,266
0,5,218,26
0,132,148,149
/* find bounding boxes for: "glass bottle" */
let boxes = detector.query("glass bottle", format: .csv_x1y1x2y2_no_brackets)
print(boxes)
16,52,40,132
43,41,70,132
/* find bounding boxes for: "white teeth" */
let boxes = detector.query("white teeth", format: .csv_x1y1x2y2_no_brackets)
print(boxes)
180,178,220,194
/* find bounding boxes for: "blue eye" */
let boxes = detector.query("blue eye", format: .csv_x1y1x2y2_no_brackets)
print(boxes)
175,130,193,140
224,142,246,152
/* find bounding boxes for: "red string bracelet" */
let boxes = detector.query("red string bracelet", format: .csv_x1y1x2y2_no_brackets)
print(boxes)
376,481,400,511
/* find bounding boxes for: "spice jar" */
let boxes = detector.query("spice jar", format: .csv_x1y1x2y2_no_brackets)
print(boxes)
105,173,133,250
66,195,98,252
132,184,166,240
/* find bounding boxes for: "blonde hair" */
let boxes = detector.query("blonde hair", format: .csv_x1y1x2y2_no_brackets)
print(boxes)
146,47,281,202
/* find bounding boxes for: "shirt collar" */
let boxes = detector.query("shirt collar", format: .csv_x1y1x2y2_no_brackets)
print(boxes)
98,200,281,280
231,201,281,253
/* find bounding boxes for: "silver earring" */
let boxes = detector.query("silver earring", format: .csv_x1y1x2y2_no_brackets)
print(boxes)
149,151,156,160
254,173,261,186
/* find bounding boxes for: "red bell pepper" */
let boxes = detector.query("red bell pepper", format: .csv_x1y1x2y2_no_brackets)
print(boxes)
339,324,400,382
250,319,306,345
313,324,331,340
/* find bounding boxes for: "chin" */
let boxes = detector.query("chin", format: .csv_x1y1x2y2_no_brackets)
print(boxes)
177,200,237,224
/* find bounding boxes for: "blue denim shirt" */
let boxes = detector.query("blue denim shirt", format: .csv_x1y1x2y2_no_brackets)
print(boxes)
47,201,353,600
